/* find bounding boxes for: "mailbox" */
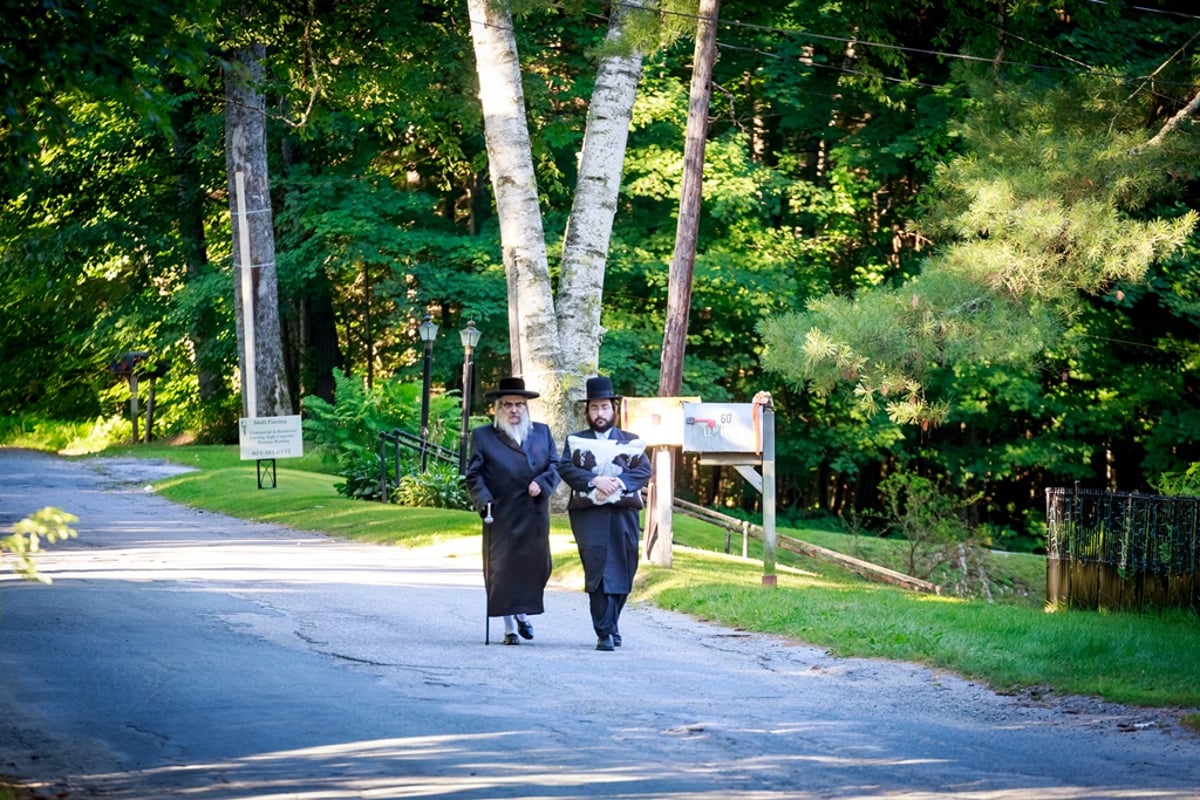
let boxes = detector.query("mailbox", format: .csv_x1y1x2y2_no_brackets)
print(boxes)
622,396,700,447
108,351,149,377
682,402,761,454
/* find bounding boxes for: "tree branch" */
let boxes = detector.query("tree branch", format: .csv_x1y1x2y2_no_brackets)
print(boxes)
1135,89,1200,152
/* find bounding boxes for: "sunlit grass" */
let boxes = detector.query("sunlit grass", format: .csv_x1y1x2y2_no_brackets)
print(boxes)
638,547,1200,708
153,466,481,548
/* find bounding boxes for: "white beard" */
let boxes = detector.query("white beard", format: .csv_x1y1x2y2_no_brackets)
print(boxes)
496,415,532,445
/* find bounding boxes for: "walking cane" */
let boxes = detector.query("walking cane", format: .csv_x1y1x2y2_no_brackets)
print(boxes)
483,501,494,644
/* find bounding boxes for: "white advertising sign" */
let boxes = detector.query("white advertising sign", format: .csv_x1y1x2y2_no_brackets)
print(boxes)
239,415,304,460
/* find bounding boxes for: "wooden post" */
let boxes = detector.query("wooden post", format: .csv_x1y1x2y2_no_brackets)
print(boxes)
144,377,157,443
128,374,140,445
658,0,719,396
235,169,257,418
647,447,674,567
761,402,776,586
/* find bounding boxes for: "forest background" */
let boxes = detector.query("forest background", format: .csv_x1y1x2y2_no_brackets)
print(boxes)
3,0,1200,554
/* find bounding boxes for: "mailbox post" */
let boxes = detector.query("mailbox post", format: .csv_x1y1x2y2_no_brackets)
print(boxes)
682,393,777,585
107,351,149,444
623,396,700,568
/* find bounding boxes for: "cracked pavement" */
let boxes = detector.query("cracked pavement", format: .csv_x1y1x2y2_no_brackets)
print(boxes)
2,447,1199,799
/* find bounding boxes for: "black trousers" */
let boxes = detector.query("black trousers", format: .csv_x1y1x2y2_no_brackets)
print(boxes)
589,586,627,638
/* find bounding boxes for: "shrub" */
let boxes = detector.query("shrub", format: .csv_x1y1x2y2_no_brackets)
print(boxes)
335,452,397,502
393,464,472,510
303,369,421,469
1155,462,1200,498
878,471,993,598
303,368,463,473
3,507,79,582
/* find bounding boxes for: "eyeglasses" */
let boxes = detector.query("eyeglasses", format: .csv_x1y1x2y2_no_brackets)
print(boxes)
500,401,527,410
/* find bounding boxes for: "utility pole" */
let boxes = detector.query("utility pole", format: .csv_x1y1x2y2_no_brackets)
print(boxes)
658,0,718,397
648,0,719,568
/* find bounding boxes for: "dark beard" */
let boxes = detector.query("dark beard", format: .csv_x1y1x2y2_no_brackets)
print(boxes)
589,417,613,434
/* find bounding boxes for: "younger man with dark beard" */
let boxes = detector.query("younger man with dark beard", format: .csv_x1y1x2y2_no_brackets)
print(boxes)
559,376,651,651
465,377,560,645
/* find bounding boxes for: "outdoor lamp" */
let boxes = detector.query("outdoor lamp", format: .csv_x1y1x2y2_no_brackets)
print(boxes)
418,313,438,472
458,320,482,474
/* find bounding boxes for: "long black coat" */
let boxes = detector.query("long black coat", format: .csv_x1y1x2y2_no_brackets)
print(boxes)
465,423,560,616
559,429,651,594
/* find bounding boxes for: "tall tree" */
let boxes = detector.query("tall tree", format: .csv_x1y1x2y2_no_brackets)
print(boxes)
466,0,661,438
225,42,292,417
762,77,1197,426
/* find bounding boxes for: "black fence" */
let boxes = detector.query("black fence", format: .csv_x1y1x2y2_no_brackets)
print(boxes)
377,428,458,503
1045,485,1200,610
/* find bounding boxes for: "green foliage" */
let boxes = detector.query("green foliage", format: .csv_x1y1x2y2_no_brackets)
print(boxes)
5,0,1200,553
1154,463,1200,499
303,368,469,508
393,463,471,510
302,369,424,467
0,0,216,169
334,451,395,502
3,506,79,583
874,471,989,595
763,77,1197,427
0,413,132,455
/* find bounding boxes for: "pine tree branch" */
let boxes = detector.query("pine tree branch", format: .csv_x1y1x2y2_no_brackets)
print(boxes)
1135,89,1200,152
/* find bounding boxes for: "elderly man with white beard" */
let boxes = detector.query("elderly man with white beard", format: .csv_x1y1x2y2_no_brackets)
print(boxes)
465,376,561,645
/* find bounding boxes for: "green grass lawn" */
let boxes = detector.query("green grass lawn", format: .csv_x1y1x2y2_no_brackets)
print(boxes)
33,443,1200,719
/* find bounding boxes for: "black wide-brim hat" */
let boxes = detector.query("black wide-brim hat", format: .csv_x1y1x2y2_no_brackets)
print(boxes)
579,376,621,402
484,376,540,400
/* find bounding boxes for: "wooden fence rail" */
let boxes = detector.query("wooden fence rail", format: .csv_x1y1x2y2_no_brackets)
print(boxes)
671,497,938,594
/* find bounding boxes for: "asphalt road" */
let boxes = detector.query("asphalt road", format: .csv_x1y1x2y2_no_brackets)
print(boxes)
1,447,1199,800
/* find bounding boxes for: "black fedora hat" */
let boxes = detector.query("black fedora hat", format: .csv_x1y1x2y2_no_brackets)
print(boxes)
579,376,621,402
484,376,540,400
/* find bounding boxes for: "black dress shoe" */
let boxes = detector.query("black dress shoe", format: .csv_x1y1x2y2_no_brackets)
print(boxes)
596,634,615,651
503,633,519,645
612,632,622,647
516,619,534,640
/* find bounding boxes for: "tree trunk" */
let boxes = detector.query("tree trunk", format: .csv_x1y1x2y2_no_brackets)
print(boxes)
467,0,560,406
305,272,343,403
225,42,293,418
557,0,648,400
468,0,648,444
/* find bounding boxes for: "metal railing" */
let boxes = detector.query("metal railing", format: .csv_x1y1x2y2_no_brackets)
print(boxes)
377,428,459,503
1045,484,1200,610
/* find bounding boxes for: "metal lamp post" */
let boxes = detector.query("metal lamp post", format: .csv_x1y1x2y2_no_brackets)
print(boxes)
458,319,482,474
418,313,439,472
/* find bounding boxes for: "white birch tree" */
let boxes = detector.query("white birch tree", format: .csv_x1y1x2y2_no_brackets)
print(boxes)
466,0,652,439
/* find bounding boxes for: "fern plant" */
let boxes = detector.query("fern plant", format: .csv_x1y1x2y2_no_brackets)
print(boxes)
1154,463,1200,498
303,368,470,506
302,369,422,468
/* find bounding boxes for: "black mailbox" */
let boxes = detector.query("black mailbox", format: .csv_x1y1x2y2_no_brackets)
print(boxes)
108,351,150,377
